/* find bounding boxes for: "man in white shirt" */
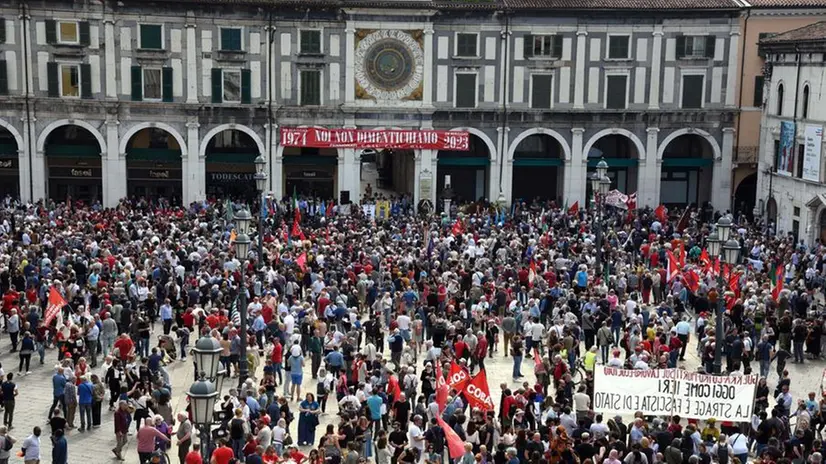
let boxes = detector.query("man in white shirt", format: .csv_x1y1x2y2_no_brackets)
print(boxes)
22,426,41,463
407,415,426,459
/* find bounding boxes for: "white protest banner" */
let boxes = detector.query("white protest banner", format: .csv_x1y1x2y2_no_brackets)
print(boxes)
593,367,758,422
604,190,629,209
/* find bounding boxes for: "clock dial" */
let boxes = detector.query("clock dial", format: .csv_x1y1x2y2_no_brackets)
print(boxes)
355,30,424,101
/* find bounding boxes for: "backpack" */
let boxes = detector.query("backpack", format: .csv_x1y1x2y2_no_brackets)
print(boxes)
716,445,729,464
1,436,11,452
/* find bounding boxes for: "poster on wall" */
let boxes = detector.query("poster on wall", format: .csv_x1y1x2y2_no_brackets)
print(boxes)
778,121,796,176
803,125,823,182
593,367,759,422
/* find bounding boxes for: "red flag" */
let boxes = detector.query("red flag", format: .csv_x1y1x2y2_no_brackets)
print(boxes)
666,250,681,283
291,218,302,240
654,205,667,223
462,370,495,411
296,253,307,272
699,249,711,273
528,259,537,289
326,201,334,217
725,293,737,311
713,257,721,277
451,219,463,237
447,360,470,391
387,374,402,403
683,269,700,293
728,269,741,298
772,264,784,301
44,287,67,327
567,201,579,216
436,415,466,459
533,348,542,370
676,207,691,232
435,362,449,413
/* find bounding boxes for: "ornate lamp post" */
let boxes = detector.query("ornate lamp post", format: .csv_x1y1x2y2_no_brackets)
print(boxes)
233,209,252,385
589,158,611,276
254,155,268,272
188,336,225,461
705,217,741,374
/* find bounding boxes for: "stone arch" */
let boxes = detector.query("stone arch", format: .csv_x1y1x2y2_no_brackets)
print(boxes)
582,128,645,161
0,119,24,153
37,119,106,155
448,127,497,161
507,128,572,161
119,122,188,159
657,128,722,161
200,124,265,160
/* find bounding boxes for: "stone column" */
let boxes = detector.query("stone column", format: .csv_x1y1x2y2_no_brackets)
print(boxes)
640,127,659,208
712,128,736,212
649,28,663,110
492,127,508,202
726,30,741,107
27,117,45,201
104,119,123,207
104,19,117,99
344,24,355,104
574,29,587,109
568,128,586,205
185,23,198,103
423,24,433,107
185,121,203,203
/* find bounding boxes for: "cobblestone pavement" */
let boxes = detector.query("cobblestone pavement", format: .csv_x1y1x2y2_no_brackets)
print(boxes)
3,321,821,463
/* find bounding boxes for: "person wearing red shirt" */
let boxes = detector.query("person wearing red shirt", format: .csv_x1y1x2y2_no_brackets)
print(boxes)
205,312,219,329
210,440,234,464
112,334,134,361
316,295,330,318
2,288,18,313
270,339,283,385
454,338,467,359
517,267,529,287
185,450,203,464
182,309,195,330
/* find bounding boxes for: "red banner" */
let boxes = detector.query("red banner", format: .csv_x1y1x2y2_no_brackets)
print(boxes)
44,287,66,327
435,362,449,413
280,127,470,151
447,360,470,391
463,369,495,411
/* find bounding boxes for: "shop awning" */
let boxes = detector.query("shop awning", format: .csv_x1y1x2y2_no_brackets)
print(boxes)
513,158,564,167
45,144,101,157
206,152,258,163
662,158,713,167
127,148,182,162
283,155,337,166
0,144,17,156
587,158,638,167
437,157,489,166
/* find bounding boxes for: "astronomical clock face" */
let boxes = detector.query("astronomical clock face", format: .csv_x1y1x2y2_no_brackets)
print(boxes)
354,29,424,101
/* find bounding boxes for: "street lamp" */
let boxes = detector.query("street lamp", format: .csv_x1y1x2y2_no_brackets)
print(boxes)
232,232,251,386
189,336,225,461
589,170,611,277
253,154,268,274
234,208,252,235
596,157,609,179
442,176,454,219
706,218,740,375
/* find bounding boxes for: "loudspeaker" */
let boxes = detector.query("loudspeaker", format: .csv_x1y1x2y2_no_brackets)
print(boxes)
340,190,350,204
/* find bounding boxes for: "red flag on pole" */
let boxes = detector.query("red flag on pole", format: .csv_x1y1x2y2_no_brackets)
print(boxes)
451,219,463,237
677,241,686,268
567,201,579,216
447,360,470,391
387,374,402,403
666,250,681,283
528,259,537,289
625,193,637,210
683,269,700,293
435,362,449,413
437,415,466,459
44,287,66,327
676,207,691,232
772,264,784,301
462,369,495,411
654,205,667,223
296,253,307,272
699,249,711,273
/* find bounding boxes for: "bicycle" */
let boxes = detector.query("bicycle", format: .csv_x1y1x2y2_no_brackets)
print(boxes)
570,359,590,387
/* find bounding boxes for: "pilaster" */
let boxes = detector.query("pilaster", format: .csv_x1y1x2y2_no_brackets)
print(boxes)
104,119,123,207
568,128,586,205
104,19,118,99
574,30,587,109
712,128,736,211
186,121,203,204
345,24,356,104
422,24,434,106
649,28,664,110
185,23,199,103
642,127,660,208
726,30,741,107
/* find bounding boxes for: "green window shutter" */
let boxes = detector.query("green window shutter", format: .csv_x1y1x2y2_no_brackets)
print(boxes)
241,68,251,104
131,65,143,101
0,19,6,44
45,20,57,44
221,28,241,51
552,35,563,58
162,67,173,102
753,75,765,107
523,35,532,58
79,22,90,46
140,25,162,50
705,36,716,59
0,61,8,95
211,68,223,103
675,35,685,59
47,62,59,97
80,63,92,99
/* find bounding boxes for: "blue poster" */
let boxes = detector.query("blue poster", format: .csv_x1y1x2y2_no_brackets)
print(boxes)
778,121,795,176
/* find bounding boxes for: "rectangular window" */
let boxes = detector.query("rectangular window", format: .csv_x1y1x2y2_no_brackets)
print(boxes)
58,21,79,44
531,74,552,109
753,75,764,107
139,24,163,50
300,30,322,54
220,28,243,52
607,35,630,60
59,64,80,98
682,75,704,109
526,35,562,58
456,33,478,57
797,144,805,178
676,36,716,59
773,140,780,172
605,75,627,109
794,206,801,217
143,68,162,100
300,70,321,106
223,70,241,103
455,73,477,108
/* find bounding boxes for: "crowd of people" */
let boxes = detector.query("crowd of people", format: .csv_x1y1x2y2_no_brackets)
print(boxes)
0,192,821,464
